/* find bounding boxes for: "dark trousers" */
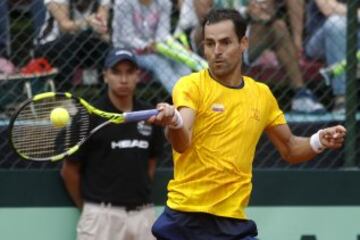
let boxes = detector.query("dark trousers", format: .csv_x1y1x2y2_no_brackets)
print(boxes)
35,30,110,89
152,207,258,240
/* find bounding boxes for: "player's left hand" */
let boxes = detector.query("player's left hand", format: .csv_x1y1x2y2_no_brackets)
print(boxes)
319,125,347,149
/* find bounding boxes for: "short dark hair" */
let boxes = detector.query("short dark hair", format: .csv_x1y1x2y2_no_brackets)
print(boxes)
201,8,247,40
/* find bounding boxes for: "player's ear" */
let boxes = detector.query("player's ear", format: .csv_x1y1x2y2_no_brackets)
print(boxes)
240,36,248,51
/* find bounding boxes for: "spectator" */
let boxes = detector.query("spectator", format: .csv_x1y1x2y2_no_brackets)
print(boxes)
34,0,111,89
0,0,45,74
174,0,199,50
61,48,164,240
305,0,360,113
112,0,192,94
189,0,326,113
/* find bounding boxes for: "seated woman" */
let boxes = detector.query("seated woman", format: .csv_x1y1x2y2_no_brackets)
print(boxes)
112,0,192,94
34,0,111,89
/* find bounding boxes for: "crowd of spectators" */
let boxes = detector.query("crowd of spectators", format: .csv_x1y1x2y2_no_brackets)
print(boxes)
1,0,359,114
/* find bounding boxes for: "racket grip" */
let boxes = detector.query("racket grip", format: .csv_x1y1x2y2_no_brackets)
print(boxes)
124,109,159,122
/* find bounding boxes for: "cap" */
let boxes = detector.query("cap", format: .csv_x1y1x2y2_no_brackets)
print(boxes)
104,48,138,69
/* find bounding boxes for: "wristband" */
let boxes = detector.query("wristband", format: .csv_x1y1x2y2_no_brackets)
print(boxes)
310,130,326,153
168,109,184,129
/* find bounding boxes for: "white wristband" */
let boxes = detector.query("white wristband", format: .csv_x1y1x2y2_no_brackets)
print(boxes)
310,130,326,153
168,109,184,129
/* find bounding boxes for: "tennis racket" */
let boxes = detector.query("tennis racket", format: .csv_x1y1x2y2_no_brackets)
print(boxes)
8,92,159,162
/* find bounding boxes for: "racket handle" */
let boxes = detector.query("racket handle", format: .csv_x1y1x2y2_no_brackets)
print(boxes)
124,109,159,122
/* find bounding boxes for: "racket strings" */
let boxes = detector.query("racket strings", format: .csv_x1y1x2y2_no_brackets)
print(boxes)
11,97,90,160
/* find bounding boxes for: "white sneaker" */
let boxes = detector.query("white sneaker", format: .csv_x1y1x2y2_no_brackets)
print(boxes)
291,88,326,113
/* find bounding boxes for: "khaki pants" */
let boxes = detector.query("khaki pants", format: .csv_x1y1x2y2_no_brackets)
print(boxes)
77,202,156,240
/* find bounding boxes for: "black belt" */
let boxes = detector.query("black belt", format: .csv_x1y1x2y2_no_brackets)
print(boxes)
87,200,152,211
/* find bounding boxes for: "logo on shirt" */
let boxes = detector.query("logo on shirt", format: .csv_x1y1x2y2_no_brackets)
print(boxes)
111,140,149,149
250,108,260,121
137,121,152,136
211,103,225,112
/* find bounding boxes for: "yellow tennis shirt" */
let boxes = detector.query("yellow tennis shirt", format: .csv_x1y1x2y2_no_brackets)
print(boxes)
167,69,286,219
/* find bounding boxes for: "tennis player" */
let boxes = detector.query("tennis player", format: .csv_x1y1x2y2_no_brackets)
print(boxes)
149,8,347,240
61,48,164,240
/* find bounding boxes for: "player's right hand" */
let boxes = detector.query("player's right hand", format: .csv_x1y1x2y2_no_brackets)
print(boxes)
148,103,179,128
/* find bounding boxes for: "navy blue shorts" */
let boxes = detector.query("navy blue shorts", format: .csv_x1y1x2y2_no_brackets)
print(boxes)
152,207,258,240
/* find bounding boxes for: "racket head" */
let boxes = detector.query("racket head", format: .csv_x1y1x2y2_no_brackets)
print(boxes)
8,92,91,162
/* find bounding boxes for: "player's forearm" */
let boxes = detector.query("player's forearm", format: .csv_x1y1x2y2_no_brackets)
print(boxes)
271,125,346,164
282,136,318,164
165,127,191,153
151,105,194,153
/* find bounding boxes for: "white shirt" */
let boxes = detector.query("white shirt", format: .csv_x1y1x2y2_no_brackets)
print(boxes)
112,0,172,49
37,0,110,44
174,0,198,35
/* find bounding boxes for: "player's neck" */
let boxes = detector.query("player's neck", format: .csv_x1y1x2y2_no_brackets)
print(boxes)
108,92,133,112
209,67,243,88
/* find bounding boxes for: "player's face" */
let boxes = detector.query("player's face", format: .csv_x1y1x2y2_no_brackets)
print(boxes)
104,61,139,97
203,20,247,78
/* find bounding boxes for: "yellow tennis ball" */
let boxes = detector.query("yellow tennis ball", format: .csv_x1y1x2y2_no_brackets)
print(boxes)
50,107,70,128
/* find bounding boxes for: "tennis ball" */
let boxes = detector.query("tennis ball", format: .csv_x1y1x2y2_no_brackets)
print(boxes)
50,107,70,128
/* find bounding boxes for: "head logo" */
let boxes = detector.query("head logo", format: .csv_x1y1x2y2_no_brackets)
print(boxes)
137,121,152,136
